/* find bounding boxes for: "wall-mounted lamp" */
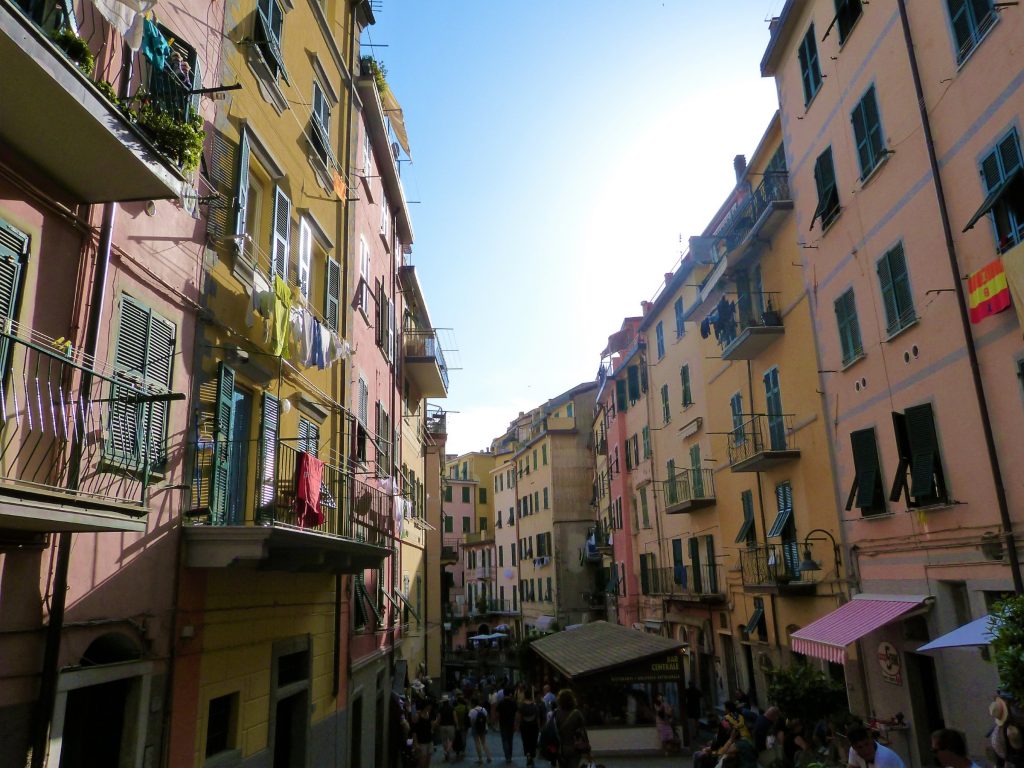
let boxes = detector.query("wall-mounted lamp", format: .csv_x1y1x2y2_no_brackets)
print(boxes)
799,528,842,573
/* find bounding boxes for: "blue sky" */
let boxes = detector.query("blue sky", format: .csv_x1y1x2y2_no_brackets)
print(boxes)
367,1,785,455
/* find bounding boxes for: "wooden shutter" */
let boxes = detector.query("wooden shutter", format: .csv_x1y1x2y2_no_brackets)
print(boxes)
109,297,151,462
144,312,176,464
271,187,290,278
889,410,912,502
297,218,312,299
258,393,280,519
235,129,250,244
210,363,235,525
849,427,883,511
639,554,649,594
981,146,1003,192
0,221,28,377
877,251,899,333
690,444,703,497
852,97,871,178
905,403,941,499
999,131,1022,178
705,536,717,592
325,257,341,332
862,87,882,170
681,365,691,405
615,379,627,412
888,243,913,327
627,365,640,401
661,384,670,422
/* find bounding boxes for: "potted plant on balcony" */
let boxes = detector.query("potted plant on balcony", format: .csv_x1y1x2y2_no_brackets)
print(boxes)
360,55,389,96
761,298,782,327
134,102,205,174
52,28,94,76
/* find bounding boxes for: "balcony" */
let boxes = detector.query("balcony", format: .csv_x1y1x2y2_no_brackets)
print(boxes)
0,0,188,202
728,414,800,472
659,469,716,514
472,565,495,581
739,544,813,594
464,529,494,546
441,544,459,565
645,564,725,601
695,173,793,313
184,440,392,573
0,324,175,533
425,405,447,438
584,523,612,561
715,292,785,361
404,329,449,398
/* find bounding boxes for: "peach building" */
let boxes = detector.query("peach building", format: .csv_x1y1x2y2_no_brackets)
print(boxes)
763,1,1024,761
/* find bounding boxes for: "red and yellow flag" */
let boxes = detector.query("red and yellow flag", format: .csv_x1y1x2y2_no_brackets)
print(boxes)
968,258,1012,323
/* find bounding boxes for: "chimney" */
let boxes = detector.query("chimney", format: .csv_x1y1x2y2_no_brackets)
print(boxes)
734,154,747,182
664,272,675,286
641,301,653,316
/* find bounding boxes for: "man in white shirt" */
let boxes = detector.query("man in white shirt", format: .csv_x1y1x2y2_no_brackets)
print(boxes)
932,728,982,768
847,725,906,768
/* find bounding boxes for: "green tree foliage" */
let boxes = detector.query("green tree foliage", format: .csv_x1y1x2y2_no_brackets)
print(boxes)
766,663,847,725
992,596,1024,702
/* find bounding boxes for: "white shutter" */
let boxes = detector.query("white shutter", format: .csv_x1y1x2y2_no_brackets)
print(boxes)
298,217,312,299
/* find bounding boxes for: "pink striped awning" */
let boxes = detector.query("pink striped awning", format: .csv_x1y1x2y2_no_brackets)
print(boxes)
790,595,930,664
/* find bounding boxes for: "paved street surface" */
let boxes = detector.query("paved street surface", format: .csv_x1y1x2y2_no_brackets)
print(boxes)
430,726,693,767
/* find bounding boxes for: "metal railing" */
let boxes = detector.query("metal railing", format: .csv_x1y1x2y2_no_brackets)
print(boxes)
404,329,449,390
727,413,797,465
189,438,395,546
464,529,494,545
0,325,166,509
425,405,447,436
645,564,722,597
715,173,791,253
658,468,716,507
441,545,459,561
739,543,804,587
710,291,783,350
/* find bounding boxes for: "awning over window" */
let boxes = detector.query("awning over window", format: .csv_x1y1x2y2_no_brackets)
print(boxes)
743,606,764,636
791,594,930,664
963,168,1021,232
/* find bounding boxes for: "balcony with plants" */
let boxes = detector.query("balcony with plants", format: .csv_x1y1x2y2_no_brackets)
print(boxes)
184,438,393,573
709,290,785,361
0,322,177,534
727,413,800,472
1,0,206,201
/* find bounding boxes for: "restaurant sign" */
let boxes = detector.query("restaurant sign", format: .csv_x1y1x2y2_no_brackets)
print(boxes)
607,651,685,684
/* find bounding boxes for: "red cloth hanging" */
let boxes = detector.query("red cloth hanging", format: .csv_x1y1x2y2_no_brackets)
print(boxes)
294,451,325,528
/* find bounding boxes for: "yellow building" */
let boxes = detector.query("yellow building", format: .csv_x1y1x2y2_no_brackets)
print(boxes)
170,0,397,764
687,114,845,707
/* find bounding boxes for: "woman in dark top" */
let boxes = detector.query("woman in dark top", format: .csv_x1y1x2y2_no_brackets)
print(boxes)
554,689,588,768
413,701,439,767
518,686,541,766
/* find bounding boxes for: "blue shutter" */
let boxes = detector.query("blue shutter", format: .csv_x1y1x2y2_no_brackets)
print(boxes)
210,363,235,525
258,393,279,522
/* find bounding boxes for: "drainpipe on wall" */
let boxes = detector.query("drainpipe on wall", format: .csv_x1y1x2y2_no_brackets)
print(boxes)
895,0,1023,594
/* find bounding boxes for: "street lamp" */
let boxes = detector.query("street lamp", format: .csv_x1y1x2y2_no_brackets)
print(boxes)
799,528,842,574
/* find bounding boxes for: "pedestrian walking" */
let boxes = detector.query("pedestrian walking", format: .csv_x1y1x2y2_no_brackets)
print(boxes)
453,692,469,760
519,686,541,766
685,679,702,745
497,686,519,764
413,700,439,767
438,694,457,761
469,698,493,764
653,693,680,754
553,689,589,768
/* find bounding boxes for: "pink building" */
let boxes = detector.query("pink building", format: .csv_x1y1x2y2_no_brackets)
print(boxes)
0,0,218,763
763,1,1024,760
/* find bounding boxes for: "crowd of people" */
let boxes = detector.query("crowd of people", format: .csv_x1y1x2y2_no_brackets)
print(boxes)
393,675,599,768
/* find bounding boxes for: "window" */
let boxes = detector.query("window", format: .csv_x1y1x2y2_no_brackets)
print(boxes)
736,490,757,547
297,417,320,456
798,24,823,105
877,242,915,336
205,692,238,758
833,0,863,44
462,516,470,533
254,0,286,80
533,449,538,470
296,218,312,300
640,553,655,595
567,403,574,417
641,426,651,458
851,86,885,179
627,365,641,404
964,129,1024,252
546,577,552,601
543,487,549,509
374,401,390,475
479,516,487,531
763,367,786,451
681,365,692,406
533,490,540,512
479,488,487,504
661,384,670,424
812,147,840,229
846,427,886,515
108,296,176,468
362,129,372,176
666,459,678,505
461,486,470,503
656,321,665,359
730,393,745,445
891,403,948,506
542,444,548,465
357,236,370,314
615,378,627,412
310,81,331,164
753,597,769,642
270,186,290,278
640,487,650,528
444,485,452,503
834,288,863,365
946,0,996,63
444,515,453,533
674,297,685,337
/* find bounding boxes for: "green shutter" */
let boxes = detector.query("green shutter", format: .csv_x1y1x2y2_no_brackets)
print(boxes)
905,403,940,499
109,297,150,462
889,410,912,502
640,554,650,594
661,384,670,423
767,482,793,537
235,129,250,241
690,444,704,497
210,363,235,525
258,393,279,521
889,243,913,328
325,257,341,332
850,427,882,510
877,251,899,333
627,365,640,402
735,490,755,544
852,98,871,178
144,313,175,464
0,221,28,377
999,130,1022,178
615,378,628,412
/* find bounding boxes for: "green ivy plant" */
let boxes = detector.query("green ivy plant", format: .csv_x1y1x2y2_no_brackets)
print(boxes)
93,80,120,107
766,663,847,726
52,28,94,76
360,55,389,96
991,596,1024,703
135,104,205,174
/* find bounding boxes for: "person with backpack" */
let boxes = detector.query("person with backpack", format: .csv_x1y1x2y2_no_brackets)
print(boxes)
518,686,541,766
496,686,519,763
438,695,457,761
469,697,493,764
553,689,589,768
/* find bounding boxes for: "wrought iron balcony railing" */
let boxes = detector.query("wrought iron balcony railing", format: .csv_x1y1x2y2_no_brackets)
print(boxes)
404,329,449,390
711,291,784,352
739,543,804,588
716,173,791,253
657,468,716,513
644,564,723,598
727,413,799,471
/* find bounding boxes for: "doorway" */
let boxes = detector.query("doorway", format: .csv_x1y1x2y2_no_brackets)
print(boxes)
273,692,308,768
742,643,758,704
226,388,252,524
720,634,738,707
906,652,944,767
350,696,363,768
59,678,131,767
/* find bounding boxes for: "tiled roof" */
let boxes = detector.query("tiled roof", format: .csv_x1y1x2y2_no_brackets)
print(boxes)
529,621,686,680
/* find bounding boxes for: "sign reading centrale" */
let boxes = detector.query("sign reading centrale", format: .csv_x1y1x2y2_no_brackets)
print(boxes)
877,641,902,685
607,651,685,685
